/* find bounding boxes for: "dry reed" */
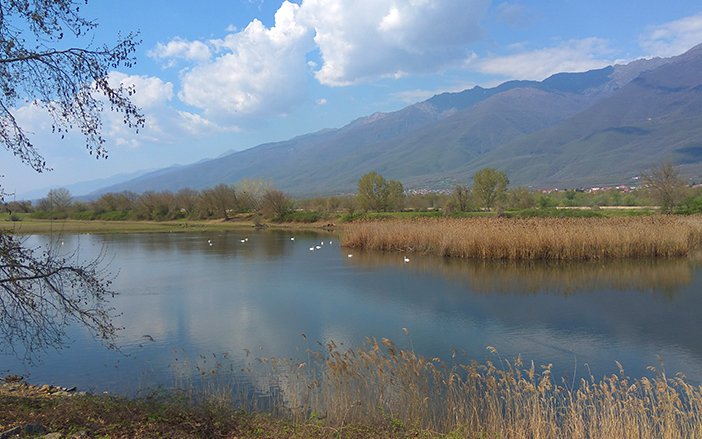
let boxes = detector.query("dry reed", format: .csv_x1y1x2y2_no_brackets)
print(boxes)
341,216,702,260
172,339,702,439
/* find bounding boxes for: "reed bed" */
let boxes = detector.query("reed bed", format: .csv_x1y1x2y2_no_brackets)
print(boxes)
175,338,702,438
341,216,702,260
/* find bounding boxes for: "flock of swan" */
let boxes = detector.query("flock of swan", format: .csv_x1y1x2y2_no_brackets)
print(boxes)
204,236,410,262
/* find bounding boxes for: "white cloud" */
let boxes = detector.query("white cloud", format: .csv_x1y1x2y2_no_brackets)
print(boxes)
296,0,491,86
176,1,314,121
148,38,212,64
640,13,702,57
108,72,174,109
104,73,226,149
147,0,492,123
471,38,615,80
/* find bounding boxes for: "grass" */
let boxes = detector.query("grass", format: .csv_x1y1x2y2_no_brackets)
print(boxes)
0,216,258,235
341,216,702,260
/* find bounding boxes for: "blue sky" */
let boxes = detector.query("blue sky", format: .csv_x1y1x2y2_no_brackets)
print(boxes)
3,0,702,198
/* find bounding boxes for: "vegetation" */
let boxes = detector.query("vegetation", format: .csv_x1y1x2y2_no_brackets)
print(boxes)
0,231,119,365
0,0,143,200
357,172,405,212
5,336,702,439
341,216,702,260
642,159,687,214
472,168,509,211
6,164,702,228
0,0,141,369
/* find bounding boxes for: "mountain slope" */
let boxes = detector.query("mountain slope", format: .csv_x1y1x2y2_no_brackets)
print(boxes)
88,48,694,197
460,43,702,188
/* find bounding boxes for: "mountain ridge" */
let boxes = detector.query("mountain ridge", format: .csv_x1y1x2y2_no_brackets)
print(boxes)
86,45,701,198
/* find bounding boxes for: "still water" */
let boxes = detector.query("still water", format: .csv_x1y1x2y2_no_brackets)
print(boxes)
4,229,702,394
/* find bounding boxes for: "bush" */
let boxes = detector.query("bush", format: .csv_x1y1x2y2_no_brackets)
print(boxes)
71,211,96,220
279,211,321,223
99,211,131,221
31,211,69,220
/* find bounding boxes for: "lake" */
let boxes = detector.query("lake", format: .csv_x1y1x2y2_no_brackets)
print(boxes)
4,229,702,395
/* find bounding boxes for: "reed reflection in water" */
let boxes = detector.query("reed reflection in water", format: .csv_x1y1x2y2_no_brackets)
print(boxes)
345,249,696,296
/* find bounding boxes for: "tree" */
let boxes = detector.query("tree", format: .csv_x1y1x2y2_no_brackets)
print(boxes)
508,186,537,210
199,184,237,219
357,172,390,212
387,180,406,211
451,184,472,212
0,1,143,197
1,1,141,361
473,168,509,211
261,188,292,219
237,178,274,212
37,188,72,212
642,159,686,214
175,188,199,216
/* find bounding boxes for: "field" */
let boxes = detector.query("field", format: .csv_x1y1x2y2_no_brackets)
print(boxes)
341,216,702,260
0,216,258,235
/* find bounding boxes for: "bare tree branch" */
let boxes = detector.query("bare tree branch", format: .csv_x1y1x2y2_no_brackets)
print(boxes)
0,230,120,365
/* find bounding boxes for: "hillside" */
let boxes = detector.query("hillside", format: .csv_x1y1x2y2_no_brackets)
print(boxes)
464,43,702,188
87,45,701,197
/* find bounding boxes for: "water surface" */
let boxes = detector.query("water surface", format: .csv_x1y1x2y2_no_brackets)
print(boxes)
4,230,702,394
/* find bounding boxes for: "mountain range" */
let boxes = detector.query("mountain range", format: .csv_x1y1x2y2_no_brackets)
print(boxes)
88,43,702,197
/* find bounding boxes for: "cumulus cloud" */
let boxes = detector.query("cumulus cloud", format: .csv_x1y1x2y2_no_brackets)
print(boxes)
296,0,491,86
471,38,615,80
640,13,702,57
147,0,492,124
176,1,314,121
104,73,226,149
148,38,212,65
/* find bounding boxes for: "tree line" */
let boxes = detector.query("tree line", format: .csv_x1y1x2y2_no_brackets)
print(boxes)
2,162,698,222
2,178,293,222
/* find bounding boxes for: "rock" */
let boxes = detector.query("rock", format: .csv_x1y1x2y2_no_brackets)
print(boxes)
24,424,47,434
44,433,64,439
0,426,22,439
3,374,23,383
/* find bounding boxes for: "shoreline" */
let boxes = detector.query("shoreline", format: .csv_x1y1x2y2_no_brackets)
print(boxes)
1,217,338,235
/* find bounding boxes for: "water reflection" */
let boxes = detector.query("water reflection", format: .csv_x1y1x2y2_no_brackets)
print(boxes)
4,231,702,395
345,250,696,298
97,229,335,261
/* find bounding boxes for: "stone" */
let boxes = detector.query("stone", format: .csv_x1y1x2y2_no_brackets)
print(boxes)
24,424,47,434
24,424,46,434
44,433,64,439
0,426,22,439
3,374,23,383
